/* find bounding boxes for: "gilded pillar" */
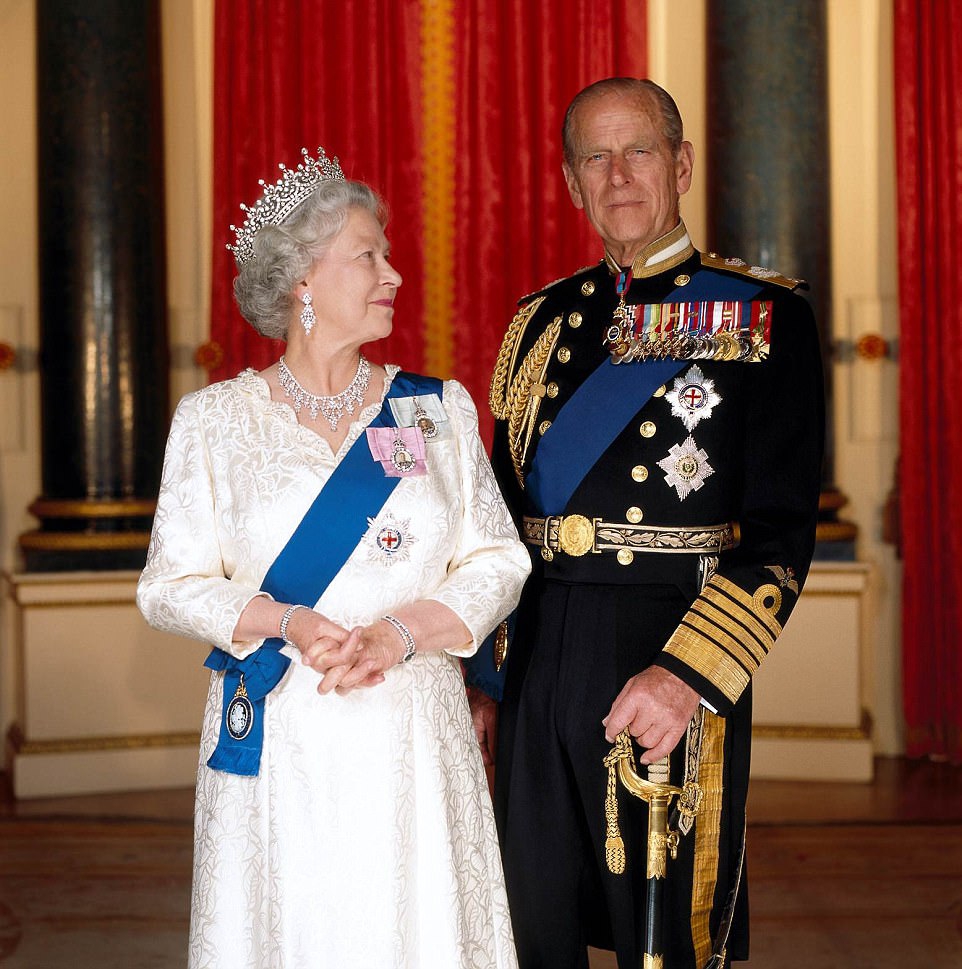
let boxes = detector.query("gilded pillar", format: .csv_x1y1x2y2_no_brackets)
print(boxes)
706,0,854,554
22,0,169,570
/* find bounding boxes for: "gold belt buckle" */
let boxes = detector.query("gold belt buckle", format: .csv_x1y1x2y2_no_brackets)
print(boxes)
557,514,595,557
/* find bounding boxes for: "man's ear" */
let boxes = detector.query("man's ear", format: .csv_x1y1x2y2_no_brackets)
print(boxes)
676,141,695,197
563,162,585,210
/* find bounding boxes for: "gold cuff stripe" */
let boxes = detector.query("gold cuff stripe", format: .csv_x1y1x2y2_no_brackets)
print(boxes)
690,712,726,965
666,625,751,704
707,575,782,639
690,597,770,669
677,612,758,686
665,576,782,705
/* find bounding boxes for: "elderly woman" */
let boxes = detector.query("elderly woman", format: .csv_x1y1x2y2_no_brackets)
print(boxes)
137,148,530,969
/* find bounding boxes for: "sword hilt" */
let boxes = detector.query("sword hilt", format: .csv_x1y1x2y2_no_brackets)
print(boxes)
603,730,703,966
602,730,702,875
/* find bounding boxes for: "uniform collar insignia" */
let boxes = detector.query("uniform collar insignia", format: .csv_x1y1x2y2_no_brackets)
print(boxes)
604,221,695,279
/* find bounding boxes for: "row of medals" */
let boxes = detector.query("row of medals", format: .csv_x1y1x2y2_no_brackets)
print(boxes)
604,302,767,364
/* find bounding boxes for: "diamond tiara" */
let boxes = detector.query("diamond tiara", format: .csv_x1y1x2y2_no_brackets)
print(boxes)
227,147,345,265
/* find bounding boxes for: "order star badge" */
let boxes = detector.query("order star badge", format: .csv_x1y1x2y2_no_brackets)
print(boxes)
657,436,715,501
665,364,722,431
365,513,417,566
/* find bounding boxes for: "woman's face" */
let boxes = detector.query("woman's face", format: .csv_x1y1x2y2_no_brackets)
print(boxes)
299,207,402,348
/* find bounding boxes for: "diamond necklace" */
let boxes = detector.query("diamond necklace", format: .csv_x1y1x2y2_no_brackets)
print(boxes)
277,354,371,431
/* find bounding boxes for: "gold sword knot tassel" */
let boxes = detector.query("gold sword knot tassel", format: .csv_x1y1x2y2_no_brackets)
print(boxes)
603,743,627,874
602,730,702,876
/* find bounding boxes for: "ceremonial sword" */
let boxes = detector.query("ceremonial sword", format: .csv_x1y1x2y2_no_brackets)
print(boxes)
604,730,703,969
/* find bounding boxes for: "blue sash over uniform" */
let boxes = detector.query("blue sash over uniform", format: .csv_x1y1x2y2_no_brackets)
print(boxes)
468,269,767,699
205,372,443,777
526,269,764,516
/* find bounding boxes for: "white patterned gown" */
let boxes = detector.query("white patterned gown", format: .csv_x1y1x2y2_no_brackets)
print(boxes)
137,366,530,969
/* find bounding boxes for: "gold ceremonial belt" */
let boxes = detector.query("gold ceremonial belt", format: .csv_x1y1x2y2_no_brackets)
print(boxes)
522,515,736,559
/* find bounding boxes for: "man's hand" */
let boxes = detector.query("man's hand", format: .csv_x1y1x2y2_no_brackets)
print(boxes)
467,687,499,766
603,666,700,764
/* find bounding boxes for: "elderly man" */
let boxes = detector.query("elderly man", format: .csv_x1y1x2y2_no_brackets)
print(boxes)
466,77,823,969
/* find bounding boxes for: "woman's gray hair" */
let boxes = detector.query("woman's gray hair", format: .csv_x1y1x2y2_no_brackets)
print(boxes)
233,179,386,340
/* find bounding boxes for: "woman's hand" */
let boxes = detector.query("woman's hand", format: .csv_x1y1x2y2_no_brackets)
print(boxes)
316,620,406,696
283,606,353,662
232,596,351,660
282,600,472,696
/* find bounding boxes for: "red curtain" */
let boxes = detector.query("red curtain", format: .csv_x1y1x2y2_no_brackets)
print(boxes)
895,0,962,762
209,1,646,444
209,0,426,381
451,2,646,440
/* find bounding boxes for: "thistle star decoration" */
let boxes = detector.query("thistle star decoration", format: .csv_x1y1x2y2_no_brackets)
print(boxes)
657,435,714,501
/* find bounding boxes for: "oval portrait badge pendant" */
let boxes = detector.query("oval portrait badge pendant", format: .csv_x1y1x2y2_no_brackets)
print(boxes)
226,674,254,741
391,435,417,474
413,398,438,440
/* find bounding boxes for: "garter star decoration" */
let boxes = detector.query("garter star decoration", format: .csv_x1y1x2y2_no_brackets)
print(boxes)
665,364,722,431
366,513,417,566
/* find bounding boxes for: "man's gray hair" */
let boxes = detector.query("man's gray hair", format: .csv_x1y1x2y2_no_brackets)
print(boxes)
562,77,685,165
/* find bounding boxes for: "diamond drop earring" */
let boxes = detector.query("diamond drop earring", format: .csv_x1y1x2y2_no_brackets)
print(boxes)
300,292,316,335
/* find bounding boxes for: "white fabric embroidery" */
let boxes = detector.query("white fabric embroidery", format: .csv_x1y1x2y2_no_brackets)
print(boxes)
138,367,529,969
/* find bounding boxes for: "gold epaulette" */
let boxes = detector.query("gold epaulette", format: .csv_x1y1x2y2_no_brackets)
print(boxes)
490,265,598,420
700,252,804,290
505,317,562,486
489,296,546,420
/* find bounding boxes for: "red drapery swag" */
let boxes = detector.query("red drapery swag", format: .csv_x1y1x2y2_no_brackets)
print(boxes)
895,0,962,762
209,0,646,442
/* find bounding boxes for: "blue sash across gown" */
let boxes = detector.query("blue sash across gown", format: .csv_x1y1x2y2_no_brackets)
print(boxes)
205,372,442,777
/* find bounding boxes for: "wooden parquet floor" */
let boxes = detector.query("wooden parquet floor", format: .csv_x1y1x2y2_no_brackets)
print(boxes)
1,758,960,968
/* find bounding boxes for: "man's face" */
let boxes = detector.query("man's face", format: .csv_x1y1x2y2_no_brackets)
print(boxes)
563,91,693,264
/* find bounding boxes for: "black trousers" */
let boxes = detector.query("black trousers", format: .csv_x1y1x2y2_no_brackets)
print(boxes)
494,579,748,969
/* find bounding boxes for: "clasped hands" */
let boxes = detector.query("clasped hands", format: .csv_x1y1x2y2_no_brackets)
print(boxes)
283,609,405,696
